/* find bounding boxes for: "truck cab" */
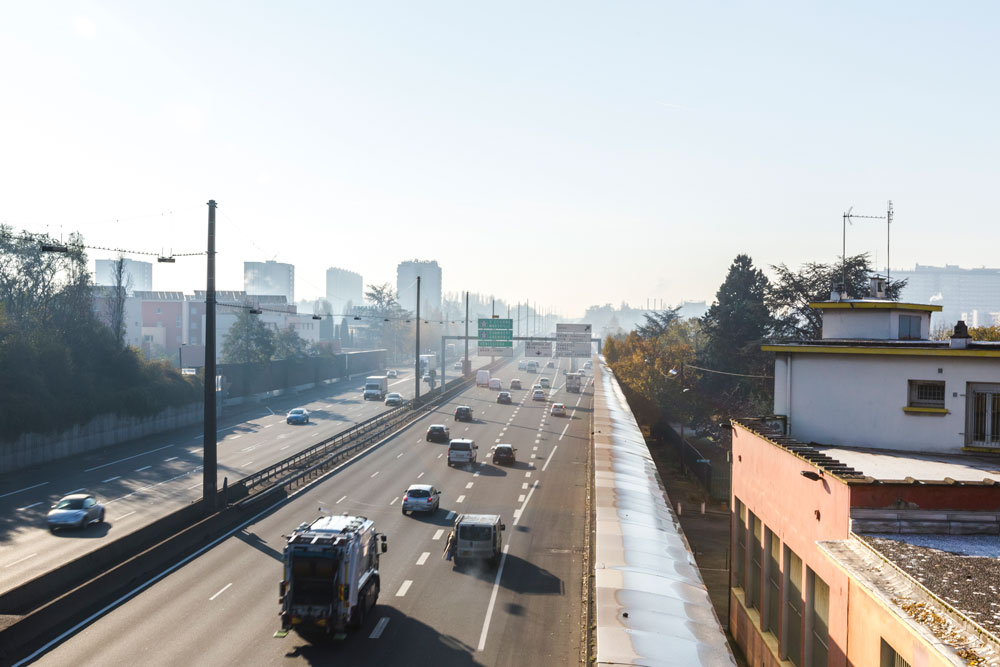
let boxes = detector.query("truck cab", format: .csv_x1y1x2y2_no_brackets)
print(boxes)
453,513,505,567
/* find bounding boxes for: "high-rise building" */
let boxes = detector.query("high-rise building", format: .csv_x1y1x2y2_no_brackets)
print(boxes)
94,258,153,294
396,260,442,316
244,261,295,303
895,264,1000,329
326,267,363,315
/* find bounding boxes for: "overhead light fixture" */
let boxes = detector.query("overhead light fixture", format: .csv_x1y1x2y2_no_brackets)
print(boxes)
157,256,176,263
249,308,263,315
353,316,362,320
312,314,321,320
800,470,822,481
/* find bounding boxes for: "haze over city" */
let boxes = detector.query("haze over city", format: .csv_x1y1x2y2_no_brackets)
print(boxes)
3,2,999,316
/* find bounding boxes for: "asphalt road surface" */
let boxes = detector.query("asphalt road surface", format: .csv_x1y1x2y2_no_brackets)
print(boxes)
0,358,491,594
27,356,594,666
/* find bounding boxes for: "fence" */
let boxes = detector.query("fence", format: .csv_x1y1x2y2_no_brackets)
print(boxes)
659,423,731,501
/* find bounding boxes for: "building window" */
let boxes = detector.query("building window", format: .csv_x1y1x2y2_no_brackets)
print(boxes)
807,568,829,667
898,314,921,340
880,639,911,667
782,547,803,667
968,383,1000,445
734,498,746,591
748,512,762,611
765,529,780,636
156,307,162,315
908,380,945,409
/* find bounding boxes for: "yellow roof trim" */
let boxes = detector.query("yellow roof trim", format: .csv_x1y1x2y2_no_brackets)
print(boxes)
762,344,1000,358
808,301,942,312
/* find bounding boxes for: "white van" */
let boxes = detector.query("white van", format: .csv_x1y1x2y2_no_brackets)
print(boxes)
453,513,505,567
447,439,478,466
488,377,502,391
476,370,490,387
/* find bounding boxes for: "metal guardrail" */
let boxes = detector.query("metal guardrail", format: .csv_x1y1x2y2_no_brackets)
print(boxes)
228,359,507,503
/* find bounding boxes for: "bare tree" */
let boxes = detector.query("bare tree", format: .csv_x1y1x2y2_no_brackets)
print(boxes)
105,255,132,348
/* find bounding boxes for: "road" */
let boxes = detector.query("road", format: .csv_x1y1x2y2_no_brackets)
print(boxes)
28,356,594,666
0,358,490,594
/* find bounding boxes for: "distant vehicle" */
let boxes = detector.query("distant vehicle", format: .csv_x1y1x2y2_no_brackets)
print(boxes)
509,379,522,390
419,353,438,376
476,370,490,387
492,444,516,465
363,376,389,401
566,373,582,393
286,408,310,424
584,360,592,369
539,377,551,389
488,378,502,391
402,484,440,514
47,494,104,531
532,389,546,401
426,424,451,443
496,391,512,404
422,374,433,383
454,405,473,422
279,514,386,637
546,361,555,369
386,369,398,378
526,361,539,373
531,384,543,393
454,361,462,370
551,403,567,417
447,439,478,466
452,513,504,567
518,360,526,370
384,392,403,407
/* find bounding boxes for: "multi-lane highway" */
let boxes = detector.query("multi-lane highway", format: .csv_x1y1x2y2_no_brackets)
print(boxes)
28,356,594,666
0,358,490,594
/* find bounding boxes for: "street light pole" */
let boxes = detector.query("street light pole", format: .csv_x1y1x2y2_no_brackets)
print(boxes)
414,276,421,405
203,199,218,513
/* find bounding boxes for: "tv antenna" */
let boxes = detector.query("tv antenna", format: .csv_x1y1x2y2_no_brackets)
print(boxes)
842,200,893,292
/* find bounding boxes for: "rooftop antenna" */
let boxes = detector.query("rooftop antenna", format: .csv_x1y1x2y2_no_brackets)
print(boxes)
843,201,892,294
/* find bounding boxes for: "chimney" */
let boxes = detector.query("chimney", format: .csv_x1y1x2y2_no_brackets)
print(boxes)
830,282,846,302
950,320,971,349
869,276,886,299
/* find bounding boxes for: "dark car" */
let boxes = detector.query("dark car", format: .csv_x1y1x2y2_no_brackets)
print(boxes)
496,391,512,404
47,494,104,531
426,424,451,442
492,444,516,465
454,406,473,422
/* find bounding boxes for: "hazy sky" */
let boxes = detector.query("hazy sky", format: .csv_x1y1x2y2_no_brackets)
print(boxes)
2,2,998,317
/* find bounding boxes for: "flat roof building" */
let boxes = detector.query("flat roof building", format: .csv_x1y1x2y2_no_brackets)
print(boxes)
244,260,294,304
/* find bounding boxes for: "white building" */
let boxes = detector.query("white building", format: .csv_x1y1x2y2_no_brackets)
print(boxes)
396,260,442,316
326,266,363,315
244,260,295,303
894,263,1000,329
94,258,153,294
764,284,1000,453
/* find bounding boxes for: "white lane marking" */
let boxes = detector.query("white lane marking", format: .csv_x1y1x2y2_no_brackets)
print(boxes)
230,435,241,440
336,495,347,504
0,481,49,499
417,472,425,479
243,461,254,467
542,445,558,472
518,494,526,502
570,409,577,418
5,553,38,568
266,406,275,415
445,511,455,520
187,482,201,490
280,445,290,450
17,502,42,511
116,511,136,520
513,480,539,526
390,497,399,506
416,552,430,565
456,495,466,503
395,580,412,597
476,543,510,652
522,482,529,490
532,446,538,451
240,446,254,453
437,453,443,459
396,452,404,459
464,427,470,431
193,435,202,440
525,472,531,478
264,423,274,428
495,439,501,443
369,617,390,639
84,444,174,472
135,466,151,472
465,482,474,489
473,471,480,477
370,471,380,478
209,583,232,601
102,476,121,483
433,529,445,541
559,424,569,440
164,457,178,462
64,488,85,495
534,439,540,444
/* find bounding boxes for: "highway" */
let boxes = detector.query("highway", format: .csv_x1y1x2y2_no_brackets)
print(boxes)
0,357,490,595
29,356,594,666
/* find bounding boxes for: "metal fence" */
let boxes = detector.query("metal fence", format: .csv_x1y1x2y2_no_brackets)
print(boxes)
663,426,731,502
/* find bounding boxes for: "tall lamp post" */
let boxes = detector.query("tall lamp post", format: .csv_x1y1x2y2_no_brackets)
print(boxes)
203,200,218,513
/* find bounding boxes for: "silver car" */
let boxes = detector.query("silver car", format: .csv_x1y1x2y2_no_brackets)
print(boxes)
47,493,104,531
402,484,440,514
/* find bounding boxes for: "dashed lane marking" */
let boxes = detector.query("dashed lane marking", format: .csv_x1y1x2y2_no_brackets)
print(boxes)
522,482,529,489
395,580,412,597
559,424,569,440
5,553,38,568
164,457,178,462
370,471,380,478
390,497,399,506
518,494,525,502
525,472,531,478
209,583,232,601
465,482,473,489
456,495,466,503
135,466,151,472
17,502,42,511
542,445,558,472
84,444,175,472
336,495,347,504
417,472,425,479
369,617,390,639
445,511,455,520
116,511,136,520
0,482,49,499
102,476,120,483
416,552,430,565
433,529,445,540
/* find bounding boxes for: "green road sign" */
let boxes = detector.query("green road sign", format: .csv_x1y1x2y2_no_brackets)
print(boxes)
478,318,513,330
478,329,514,340
477,340,512,347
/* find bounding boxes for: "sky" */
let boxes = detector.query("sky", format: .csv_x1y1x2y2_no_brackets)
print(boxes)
2,2,999,318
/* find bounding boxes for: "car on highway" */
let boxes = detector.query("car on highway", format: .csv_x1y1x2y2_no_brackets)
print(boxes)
488,377,502,391
454,405,474,422
518,360,526,370
546,360,555,368
422,374,433,383
401,484,440,514
550,403,567,417
584,360,592,369
386,369,398,378
286,408,310,424
509,378,522,390
532,389,546,401
492,444,516,465
539,377,551,389
426,424,451,442
447,439,478,466
384,392,403,406
47,493,104,531
496,391,512,404
453,361,462,370
526,360,538,373
531,383,542,392
453,513,504,567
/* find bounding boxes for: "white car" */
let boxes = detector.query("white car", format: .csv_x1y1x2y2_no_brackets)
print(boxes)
550,403,566,416
539,377,550,388
402,484,440,514
509,379,522,390
488,378,502,391
532,389,546,401
386,369,398,378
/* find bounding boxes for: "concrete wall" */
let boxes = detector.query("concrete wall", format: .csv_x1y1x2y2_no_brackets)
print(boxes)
821,308,931,341
773,352,1000,453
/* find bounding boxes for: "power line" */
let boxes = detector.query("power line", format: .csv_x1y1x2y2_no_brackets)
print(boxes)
684,363,773,379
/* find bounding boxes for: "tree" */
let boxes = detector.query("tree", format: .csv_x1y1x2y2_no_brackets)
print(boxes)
273,326,308,360
635,307,681,340
768,253,907,340
105,255,132,348
221,309,275,363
